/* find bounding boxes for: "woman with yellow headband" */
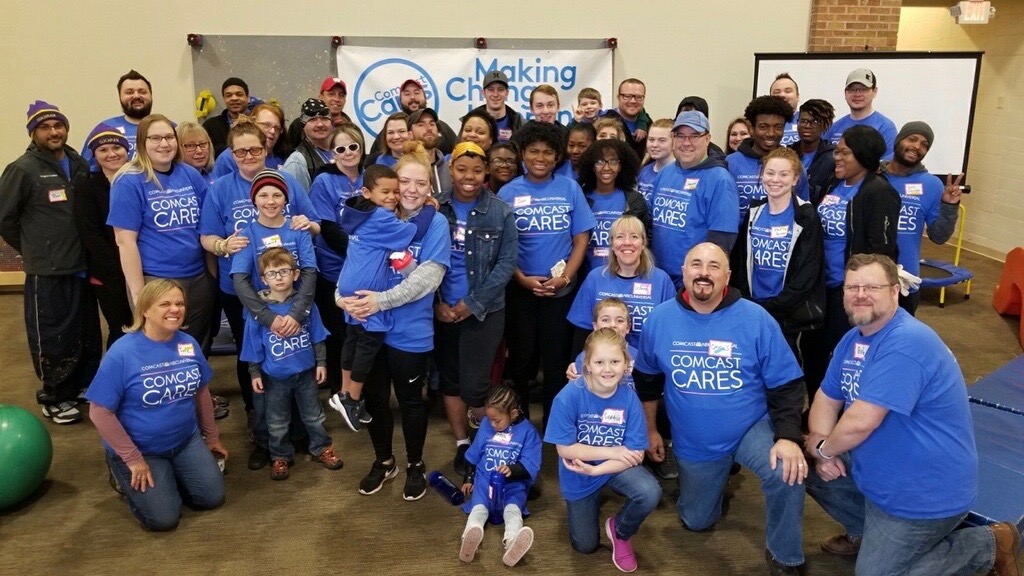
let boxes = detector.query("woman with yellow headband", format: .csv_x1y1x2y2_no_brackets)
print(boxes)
433,141,518,476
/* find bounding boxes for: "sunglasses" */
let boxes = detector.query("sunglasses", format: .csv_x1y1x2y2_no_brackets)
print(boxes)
334,143,361,154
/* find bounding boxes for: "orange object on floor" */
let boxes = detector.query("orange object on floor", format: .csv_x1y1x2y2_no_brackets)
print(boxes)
992,247,1024,349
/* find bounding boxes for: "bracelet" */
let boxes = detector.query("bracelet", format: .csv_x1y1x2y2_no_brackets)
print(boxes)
815,439,835,460
561,274,571,286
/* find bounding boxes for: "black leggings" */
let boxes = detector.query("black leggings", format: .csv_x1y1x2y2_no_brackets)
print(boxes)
800,286,850,402
505,281,577,428
314,275,346,395
220,293,253,411
364,345,430,464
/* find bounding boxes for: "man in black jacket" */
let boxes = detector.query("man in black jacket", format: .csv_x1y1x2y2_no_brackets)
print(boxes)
470,70,523,143
202,77,251,157
0,101,101,424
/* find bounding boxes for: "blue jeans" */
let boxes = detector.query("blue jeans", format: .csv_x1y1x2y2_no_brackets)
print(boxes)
806,459,995,575
564,465,662,553
263,369,331,460
107,431,224,531
675,418,805,566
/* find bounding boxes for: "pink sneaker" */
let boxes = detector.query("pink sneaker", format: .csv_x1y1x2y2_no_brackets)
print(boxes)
605,517,638,573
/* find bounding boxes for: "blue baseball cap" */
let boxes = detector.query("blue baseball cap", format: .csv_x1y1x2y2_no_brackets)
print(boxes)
672,110,709,133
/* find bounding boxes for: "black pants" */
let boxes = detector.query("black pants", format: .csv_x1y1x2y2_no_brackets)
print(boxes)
25,274,102,404
342,324,386,384
364,345,430,464
800,286,850,403
220,292,254,411
505,282,576,428
92,277,132,349
315,275,346,394
145,272,216,354
898,290,921,316
435,308,505,408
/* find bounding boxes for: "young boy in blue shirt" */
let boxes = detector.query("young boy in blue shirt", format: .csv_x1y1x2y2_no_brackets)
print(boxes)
328,165,436,432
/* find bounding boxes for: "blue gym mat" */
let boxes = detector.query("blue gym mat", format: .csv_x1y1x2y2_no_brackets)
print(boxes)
965,402,1024,532
968,355,1024,416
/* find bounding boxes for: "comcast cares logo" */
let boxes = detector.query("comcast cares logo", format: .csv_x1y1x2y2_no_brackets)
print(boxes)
353,58,439,139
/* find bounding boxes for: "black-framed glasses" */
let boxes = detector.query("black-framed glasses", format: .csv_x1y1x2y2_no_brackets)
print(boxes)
595,158,621,168
263,268,296,280
618,94,645,101
489,157,517,166
182,142,210,152
797,118,821,127
333,143,360,154
146,134,176,144
231,146,266,159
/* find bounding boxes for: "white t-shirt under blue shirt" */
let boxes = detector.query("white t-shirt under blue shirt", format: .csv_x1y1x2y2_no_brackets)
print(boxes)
750,203,795,301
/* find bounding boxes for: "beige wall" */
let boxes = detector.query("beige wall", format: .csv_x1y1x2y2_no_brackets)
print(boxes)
2,1,811,166
899,3,1024,259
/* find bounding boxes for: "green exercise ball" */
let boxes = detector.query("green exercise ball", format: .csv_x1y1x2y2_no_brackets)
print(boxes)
0,404,53,509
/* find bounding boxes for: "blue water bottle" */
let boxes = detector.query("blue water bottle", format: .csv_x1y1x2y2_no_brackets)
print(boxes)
487,470,506,525
428,471,465,505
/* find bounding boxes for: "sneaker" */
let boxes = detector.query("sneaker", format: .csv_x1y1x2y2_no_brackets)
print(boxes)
357,398,372,424
466,408,481,429
270,459,290,481
358,458,398,495
213,403,229,420
605,517,638,573
459,525,484,563
247,445,270,470
313,445,344,470
654,447,679,480
454,444,470,477
328,392,362,432
212,394,229,408
820,533,862,556
991,521,1021,576
41,401,82,425
502,526,534,567
403,461,427,501
765,549,805,576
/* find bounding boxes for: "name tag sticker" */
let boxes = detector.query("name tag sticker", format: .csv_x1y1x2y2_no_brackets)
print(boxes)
499,128,513,141
593,247,609,257
854,343,870,360
770,225,789,239
493,432,512,445
513,196,531,208
178,343,195,357
262,235,283,248
708,340,734,358
601,409,625,425
48,189,68,203
905,183,924,196
821,195,840,206
683,178,700,191
633,282,652,296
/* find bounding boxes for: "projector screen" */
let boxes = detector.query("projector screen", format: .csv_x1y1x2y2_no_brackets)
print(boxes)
754,52,983,177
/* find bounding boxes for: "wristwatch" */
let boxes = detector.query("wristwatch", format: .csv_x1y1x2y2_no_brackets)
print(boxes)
815,439,835,460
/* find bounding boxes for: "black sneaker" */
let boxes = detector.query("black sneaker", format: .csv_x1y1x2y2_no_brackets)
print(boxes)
247,445,271,470
403,461,427,501
328,392,362,432
654,445,679,480
454,444,470,477
358,458,398,495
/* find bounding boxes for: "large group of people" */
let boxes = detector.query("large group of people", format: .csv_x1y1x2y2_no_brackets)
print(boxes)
0,65,1018,576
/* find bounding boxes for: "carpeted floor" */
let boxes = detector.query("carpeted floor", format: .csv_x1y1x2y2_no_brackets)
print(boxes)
1,242,1021,575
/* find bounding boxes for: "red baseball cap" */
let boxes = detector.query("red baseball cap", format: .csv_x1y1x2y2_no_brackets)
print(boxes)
320,77,347,94
400,79,424,92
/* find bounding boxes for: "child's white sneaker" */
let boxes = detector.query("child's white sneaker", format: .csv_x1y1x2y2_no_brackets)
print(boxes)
459,525,484,563
502,526,534,567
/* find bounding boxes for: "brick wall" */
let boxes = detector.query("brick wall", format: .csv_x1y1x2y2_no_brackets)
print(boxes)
809,0,903,52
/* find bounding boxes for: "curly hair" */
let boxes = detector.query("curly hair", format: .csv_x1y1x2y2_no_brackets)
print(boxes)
576,138,640,194
743,95,794,126
798,99,836,131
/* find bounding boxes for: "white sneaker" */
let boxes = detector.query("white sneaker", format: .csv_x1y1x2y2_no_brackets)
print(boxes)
503,526,534,566
460,525,484,563
42,401,82,424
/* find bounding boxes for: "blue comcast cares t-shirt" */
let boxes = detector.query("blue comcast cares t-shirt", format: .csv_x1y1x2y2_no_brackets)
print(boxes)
229,218,318,292
750,203,795,301
885,171,944,282
544,378,648,501
498,174,596,277
86,330,213,454
818,180,862,288
567,267,676,348
240,300,329,379
108,164,209,278
585,189,627,271
634,296,802,462
462,416,542,515
822,309,977,519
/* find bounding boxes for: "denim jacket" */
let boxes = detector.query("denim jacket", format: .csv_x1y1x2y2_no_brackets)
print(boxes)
438,188,518,320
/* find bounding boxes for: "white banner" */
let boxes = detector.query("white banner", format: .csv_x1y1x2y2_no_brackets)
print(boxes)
338,46,613,139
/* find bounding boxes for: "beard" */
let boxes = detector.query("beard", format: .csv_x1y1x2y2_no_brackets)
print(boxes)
122,99,152,120
688,276,715,301
846,304,885,327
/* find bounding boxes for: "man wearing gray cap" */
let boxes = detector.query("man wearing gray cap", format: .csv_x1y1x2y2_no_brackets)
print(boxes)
824,68,898,160
471,70,523,143
648,110,740,289
881,121,964,314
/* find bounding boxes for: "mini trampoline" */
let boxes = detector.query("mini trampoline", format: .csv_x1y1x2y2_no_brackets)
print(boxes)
918,204,973,307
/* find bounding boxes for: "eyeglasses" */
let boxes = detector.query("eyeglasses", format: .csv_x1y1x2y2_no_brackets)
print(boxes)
182,142,210,152
334,143,361,154
146,134,176,144
618,94,645,101
845,86,872,94
672,132,707,143
842,283,894,294
263,269,296,280
257,121,281,134
595,158,621,168
489,157,517,166
833,148,854,159
797,118,821,127
231,146,266,159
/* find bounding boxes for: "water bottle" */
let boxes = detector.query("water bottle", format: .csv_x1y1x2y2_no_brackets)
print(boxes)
428,471,465,505
390,250,418,277
487,470,506,525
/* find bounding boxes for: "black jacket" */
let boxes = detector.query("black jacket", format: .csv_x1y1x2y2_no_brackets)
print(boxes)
202,110,232,158
0,143,88,275
842,172,901,263
600,108,652,160
71,171,126,288
789,138,835,204
470,104,525,139
730,197,825,334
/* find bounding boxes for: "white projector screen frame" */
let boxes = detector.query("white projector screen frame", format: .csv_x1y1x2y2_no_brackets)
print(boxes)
754,52,983,178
